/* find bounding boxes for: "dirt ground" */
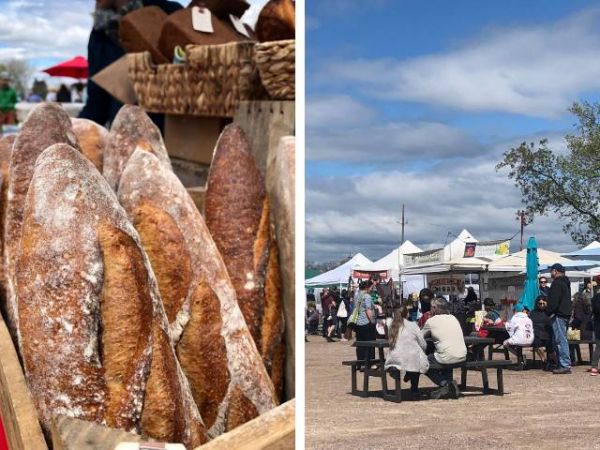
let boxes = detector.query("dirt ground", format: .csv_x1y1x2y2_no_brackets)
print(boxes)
305,337,600,450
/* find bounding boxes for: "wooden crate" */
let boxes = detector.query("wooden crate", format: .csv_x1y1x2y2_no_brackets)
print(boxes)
0,310,294,449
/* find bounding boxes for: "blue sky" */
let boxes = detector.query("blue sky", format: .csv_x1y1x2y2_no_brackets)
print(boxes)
306,0,600,262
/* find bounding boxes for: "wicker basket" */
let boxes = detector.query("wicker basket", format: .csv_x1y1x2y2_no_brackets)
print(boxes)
186,41,266,117
255,39,295,100
128,52,163,112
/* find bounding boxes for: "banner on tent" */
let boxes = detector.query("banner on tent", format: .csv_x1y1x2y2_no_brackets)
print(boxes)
352,270,390,280
404,248,444,266
428,276,465,295
463,240,511,258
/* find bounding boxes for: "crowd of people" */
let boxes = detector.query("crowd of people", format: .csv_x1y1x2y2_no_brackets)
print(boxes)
307,262,600,399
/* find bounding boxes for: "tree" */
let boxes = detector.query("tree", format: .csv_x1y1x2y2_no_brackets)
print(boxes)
0,59,33,98
496,101,600,246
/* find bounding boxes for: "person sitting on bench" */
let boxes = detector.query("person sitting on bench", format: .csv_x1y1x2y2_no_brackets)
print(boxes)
385,301,429,400
530,296,556,370
503,304,534,364
422,298,467,399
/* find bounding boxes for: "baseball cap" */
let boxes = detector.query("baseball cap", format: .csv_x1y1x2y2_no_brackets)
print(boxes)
550,263,566,273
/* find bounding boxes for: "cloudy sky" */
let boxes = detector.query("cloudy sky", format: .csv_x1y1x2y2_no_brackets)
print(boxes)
0,0,268,85
306,0,600,263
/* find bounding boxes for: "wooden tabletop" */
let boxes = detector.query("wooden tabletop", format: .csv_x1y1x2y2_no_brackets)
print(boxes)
353,336,495,348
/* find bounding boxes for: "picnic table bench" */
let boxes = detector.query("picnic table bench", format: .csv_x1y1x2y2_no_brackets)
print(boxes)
483,325,596,366
344,337,513,402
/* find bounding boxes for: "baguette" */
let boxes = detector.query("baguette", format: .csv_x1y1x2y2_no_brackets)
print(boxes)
71,118,108,173
118,149,278,438
204,125,284,399
4,103,78,341
266,136,295,399
17,144,206,447
103,105,172,191
0,134,15,294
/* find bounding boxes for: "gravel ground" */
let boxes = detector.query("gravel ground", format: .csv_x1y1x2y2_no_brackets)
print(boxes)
305,338,600,450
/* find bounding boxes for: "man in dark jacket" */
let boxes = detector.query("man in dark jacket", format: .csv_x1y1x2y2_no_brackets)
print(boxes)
79,0,182,127
547,263,572,374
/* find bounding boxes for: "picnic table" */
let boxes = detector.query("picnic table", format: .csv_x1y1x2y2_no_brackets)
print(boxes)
343,336,512,402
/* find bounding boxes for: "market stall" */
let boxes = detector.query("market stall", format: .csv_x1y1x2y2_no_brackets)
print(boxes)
0,1,296,448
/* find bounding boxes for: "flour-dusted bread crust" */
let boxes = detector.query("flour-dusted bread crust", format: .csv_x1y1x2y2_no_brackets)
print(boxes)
204,125,284,399
16,144,206,448
16,143,152,434
0,134,15,294
103,105,172,191
118,149,278,438
4,103,78,340
71,118,108,173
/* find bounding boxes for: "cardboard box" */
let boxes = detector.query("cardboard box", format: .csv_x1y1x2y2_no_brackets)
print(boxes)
164,115,229,165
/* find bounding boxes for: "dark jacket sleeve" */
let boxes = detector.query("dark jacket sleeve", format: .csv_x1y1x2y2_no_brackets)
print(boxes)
547,281,563,315
78,30,125,126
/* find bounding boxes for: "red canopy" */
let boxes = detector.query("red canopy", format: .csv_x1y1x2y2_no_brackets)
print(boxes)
42,56,88,79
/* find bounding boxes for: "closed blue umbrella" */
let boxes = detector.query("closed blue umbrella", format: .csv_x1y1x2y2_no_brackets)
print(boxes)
519,237,540,311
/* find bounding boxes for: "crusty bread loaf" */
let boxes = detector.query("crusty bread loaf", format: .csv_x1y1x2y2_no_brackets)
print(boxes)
17,144,207,447
103,105,172,192
157,8,251,64
118,149,278,438
255,0,295,42
266,136,294,399
119,6,170,64
71,118,107,173
204,125,284,399
4,103,78,341
0,134,15,294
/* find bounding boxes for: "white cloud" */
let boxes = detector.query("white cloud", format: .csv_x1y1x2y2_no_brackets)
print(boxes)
307,94,377,129
306,149,577,262
307,119,482,162
317,7,600,117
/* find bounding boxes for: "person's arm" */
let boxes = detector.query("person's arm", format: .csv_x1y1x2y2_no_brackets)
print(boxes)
415,324,427,351
365,298,373,322
421,320,432,338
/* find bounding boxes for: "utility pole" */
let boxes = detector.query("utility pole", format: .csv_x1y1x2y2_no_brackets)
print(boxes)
401,204,405,243
518,210,525,251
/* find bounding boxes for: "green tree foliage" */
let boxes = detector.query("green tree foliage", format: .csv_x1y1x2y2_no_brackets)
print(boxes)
496,102,600,246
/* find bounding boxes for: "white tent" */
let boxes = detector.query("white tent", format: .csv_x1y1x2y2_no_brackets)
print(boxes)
488,248,573,272
304,253,373,287
444,229,477,261
562,245,600,260
402,256,492,275
584,241,600,250
353,240,422,279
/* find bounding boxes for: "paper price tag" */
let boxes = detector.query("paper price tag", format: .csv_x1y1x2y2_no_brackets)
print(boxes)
230,14,250,38
192,6,213,33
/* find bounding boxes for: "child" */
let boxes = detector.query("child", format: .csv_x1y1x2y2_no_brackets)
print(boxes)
503,304,534,362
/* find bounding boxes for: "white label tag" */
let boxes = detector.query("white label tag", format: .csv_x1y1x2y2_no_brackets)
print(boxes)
192,6,213,33
230,14,250,38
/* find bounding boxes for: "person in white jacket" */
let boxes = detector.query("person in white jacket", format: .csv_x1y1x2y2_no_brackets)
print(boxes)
503,303,534,348
385,301,429,400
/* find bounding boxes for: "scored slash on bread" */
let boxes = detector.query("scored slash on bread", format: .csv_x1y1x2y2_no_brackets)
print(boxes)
117,149,278,439
204,124,285,400
16,144,207,448
103,105,173,192
4,103,79,344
